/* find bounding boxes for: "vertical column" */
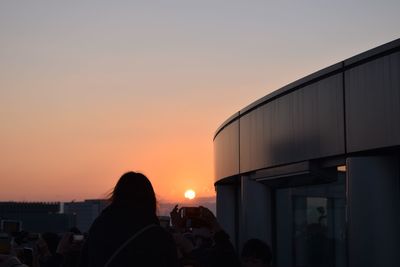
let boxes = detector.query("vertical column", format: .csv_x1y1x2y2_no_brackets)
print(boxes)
216,184,238,248
240,176,272,250
347,156,400,267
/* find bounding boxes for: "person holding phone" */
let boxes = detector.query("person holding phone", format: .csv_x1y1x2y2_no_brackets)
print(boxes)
79,172,179,267
170,205,240,267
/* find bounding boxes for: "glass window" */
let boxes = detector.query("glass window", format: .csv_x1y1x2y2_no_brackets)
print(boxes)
275,170,346,267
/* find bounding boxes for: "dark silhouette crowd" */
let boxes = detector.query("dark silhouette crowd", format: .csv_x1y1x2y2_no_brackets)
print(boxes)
0,172,272,267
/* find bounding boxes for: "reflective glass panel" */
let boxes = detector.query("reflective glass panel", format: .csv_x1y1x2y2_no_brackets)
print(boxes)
276,171,346,267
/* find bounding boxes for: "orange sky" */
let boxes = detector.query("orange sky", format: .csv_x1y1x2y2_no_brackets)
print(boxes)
1,1,399,203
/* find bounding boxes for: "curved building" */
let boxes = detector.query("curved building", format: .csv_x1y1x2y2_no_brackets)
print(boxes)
214,39,400,267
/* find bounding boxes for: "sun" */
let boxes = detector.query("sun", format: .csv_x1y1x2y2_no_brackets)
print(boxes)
184,189,196,200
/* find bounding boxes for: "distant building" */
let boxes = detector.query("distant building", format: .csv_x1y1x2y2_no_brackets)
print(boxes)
0,202,74,233
214,39,400,267
63,199,109,233
0,202,59,215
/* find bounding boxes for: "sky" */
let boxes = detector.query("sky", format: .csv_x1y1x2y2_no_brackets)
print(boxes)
1,1,399,203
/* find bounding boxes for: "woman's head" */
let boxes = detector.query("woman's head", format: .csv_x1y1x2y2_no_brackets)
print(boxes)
110,172,156,213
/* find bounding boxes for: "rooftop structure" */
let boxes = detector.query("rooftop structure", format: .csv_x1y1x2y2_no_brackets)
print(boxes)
214,38,400,267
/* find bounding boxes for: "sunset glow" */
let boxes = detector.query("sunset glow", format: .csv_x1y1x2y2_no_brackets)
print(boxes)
0,1,398,204
184,190,196,200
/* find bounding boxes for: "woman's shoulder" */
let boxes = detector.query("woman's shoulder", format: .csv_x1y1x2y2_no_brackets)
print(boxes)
87,205,121,239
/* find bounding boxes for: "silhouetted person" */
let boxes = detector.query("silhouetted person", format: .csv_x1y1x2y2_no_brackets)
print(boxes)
170,205,240,267
241,239,272,267
79,171,179,267
57,232,84,267
37,232,63,267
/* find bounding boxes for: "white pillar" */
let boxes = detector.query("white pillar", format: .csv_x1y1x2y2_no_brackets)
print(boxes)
347,156,400,267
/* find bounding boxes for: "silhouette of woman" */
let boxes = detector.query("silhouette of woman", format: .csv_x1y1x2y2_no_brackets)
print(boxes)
79,172,179,267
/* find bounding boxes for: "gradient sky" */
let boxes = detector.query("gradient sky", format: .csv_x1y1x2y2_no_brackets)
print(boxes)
1,1,399,203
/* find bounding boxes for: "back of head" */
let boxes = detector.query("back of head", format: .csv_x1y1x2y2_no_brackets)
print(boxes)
41,232,60,256
241,238,272,267
69,227,81,235
110,172,156,213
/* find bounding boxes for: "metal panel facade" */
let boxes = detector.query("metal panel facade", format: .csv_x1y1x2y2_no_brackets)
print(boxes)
214,39,400,181
240,74,345,173
214,121,239,180
345,52,400,152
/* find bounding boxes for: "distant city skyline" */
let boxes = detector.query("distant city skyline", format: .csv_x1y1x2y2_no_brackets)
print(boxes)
1,1,399,202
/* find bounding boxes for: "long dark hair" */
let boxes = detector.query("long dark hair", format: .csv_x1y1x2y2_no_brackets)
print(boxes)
110,172,157,214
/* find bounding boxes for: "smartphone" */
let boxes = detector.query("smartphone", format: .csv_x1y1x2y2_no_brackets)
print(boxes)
0,233,11,254
73,234,84,242
181,207,206,228
181,207,201,219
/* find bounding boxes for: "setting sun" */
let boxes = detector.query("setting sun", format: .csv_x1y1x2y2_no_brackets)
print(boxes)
184,189,196,200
